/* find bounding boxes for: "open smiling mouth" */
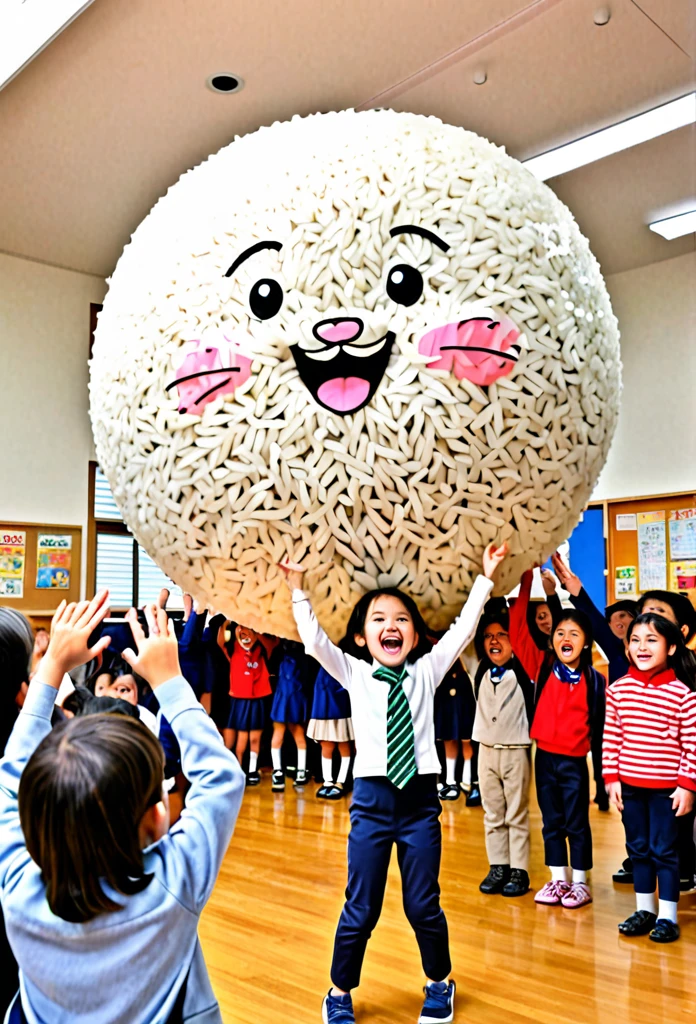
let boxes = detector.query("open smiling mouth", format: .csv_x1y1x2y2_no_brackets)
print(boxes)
381,637,403,654
291,323,396,415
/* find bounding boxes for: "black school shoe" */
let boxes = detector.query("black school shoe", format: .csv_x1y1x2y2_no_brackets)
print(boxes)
271,770,285,791
618,910,657,936
612,858,634,884
679,876,695,893
438,784,461,801
650,919,680,943
502,869,530,897
246,770,261,787
294,768,311,786
465,784,482,807
324,783,345,800
479,865,510,894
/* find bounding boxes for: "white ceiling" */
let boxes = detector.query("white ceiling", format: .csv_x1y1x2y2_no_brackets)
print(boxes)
0,0,693,279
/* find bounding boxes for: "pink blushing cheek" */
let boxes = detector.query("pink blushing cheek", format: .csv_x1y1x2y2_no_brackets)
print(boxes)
418,316,520,386
173,337,252,414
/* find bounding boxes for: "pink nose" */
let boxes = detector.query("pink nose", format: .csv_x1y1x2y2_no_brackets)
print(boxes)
314,318,363,343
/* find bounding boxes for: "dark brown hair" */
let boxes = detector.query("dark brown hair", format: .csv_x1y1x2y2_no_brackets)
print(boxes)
19,713,164,923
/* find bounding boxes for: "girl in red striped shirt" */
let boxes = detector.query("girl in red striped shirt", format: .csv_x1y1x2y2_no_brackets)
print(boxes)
603,613,696,943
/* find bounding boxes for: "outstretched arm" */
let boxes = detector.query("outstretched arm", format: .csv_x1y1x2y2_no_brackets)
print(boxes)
0,594,111,892
508,570,545,683
551,552,625,667
280,561,354,690
422,543,507,684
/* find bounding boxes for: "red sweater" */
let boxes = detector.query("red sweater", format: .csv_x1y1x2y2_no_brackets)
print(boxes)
508,570,544,683
229,643,272,699
530,668,591,757
602,668,696,792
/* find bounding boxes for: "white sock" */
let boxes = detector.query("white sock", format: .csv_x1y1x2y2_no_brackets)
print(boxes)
551,866,570,883
572,869,587,884
658,899,678,923
446,758,457,786
636,891,657,914
271,747,282,772
297,748,307,772
337,756,351,785
249,751,258,773
322,756,334,785
462,759,472,787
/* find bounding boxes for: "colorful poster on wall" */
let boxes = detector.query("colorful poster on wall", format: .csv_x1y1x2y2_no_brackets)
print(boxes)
36,534,72,589
0,530,26,598
637,511,667,591
668,509,696,560
670,560,696,592
615,565,637,599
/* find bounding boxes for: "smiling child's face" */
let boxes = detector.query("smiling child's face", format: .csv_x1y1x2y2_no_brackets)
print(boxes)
553,620,586,668
535,602,553,635
483,624,513,666
609,609,634,640
355,594,418,668
109,674,139,706
236,625,258,651
629,622,675,673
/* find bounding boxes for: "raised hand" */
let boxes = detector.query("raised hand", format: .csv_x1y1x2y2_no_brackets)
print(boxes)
482,542,509,580
540,568,558,597
551,551,582,597
122,604,181,689
278,558,306,593
41,591,112,689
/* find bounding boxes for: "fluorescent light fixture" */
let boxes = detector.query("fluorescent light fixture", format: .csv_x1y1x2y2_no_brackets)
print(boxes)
649,209,696,240
523,92,696,181
0,0,96,93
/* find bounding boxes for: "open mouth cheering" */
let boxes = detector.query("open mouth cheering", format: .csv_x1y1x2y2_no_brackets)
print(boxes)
291,317,396,415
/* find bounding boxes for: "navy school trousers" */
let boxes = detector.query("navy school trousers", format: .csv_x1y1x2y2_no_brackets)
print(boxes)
331,774,451,992
621,784,681,903
534,748,593,871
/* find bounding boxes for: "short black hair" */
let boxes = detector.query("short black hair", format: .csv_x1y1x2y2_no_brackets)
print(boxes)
605,599,638,622
637,591,696,641
341,587,432,663
63,686,141,721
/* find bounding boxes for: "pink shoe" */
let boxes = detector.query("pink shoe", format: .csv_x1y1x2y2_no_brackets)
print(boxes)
561,882,592,908
534,880,570,905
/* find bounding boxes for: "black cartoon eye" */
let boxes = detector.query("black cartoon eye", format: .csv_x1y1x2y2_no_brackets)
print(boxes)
386,264,424,307
249,278,283,320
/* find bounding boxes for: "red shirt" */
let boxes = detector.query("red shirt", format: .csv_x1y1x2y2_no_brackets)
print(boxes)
229,643,272,699
530,668,591,758
603,668,696,791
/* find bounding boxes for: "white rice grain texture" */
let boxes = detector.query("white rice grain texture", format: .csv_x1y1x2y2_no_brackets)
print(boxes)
90,109,621,641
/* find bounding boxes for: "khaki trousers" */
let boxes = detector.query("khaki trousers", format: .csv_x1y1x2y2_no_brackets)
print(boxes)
479,745,531,870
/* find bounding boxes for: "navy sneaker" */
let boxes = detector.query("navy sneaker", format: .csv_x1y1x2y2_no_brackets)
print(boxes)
322,990,355,1023
418,980,455,1023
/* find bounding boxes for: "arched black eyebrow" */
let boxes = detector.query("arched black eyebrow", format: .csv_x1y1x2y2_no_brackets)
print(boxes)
224,240,283,278
389,224,449,252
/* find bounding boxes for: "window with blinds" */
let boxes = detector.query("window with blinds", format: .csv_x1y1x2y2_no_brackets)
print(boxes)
92,467,183,609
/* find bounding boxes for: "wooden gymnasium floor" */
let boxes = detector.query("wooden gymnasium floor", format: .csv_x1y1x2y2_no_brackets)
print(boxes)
200,773,696,1024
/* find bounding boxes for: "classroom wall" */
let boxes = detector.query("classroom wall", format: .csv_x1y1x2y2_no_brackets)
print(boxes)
592,250,696,501
0,251,106,596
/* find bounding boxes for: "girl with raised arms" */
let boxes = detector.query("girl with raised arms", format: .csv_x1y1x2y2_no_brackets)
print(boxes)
281,541,508,1024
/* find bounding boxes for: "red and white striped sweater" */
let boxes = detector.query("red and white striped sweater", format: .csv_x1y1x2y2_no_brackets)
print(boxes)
602,667,696,792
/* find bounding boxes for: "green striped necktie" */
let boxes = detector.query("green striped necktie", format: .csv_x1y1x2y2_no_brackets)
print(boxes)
373,664,418,790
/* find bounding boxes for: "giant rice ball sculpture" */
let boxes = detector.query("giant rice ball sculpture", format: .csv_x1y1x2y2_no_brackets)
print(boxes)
90,109,620,640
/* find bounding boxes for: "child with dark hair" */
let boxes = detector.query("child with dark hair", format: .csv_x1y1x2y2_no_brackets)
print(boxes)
281,542,507,1024
604,613,696,943
0,593,245,1023
510,568,606,909
0,608,34,1018
218,622,273,785
473,612,534,897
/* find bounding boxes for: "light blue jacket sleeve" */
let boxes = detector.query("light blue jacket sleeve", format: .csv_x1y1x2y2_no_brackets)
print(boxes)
151,676,246,914
0,680,57,894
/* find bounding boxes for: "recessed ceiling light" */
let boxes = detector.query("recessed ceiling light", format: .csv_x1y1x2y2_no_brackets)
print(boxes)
0,0,96,93
523,92,696,181
206,73,244,95
649,209,696,240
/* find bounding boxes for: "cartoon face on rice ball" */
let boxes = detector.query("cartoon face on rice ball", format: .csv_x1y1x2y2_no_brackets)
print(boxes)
90,109,620,640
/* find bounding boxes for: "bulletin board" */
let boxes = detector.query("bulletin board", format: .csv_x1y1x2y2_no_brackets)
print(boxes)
606,492,696,608
0,521,82,618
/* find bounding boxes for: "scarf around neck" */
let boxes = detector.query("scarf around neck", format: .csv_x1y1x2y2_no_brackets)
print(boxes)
553,659,583,685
